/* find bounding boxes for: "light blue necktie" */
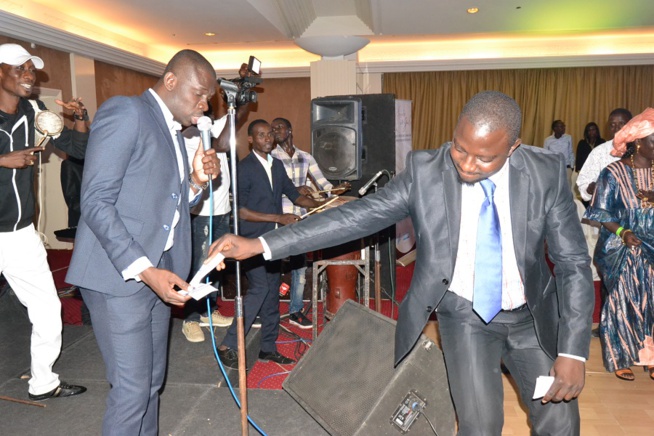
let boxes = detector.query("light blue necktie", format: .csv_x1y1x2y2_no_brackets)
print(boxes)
473,179,503,323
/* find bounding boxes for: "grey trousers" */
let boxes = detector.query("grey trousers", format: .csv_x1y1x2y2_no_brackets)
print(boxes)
437,291,580,436
81,253,172,436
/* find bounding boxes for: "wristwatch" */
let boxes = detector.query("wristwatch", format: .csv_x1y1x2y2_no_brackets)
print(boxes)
74,108,89,121
189,173,208,191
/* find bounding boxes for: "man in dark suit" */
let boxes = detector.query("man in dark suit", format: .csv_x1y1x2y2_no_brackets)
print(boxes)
209,92,594,435
66,50,220,435
217,119,320,368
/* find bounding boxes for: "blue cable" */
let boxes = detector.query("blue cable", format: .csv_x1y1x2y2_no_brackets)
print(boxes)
256,370,291,389
206,298,268,435
202,165,268,435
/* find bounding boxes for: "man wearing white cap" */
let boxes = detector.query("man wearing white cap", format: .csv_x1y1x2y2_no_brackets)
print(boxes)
0,43,88,400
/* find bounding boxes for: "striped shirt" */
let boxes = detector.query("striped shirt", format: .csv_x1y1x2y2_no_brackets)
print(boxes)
271,144,332,215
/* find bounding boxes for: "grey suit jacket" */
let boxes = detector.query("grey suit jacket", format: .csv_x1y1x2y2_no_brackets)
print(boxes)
67,90,192,296
263,143,594,365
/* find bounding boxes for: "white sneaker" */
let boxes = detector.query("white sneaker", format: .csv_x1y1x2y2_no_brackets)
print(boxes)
182,321,205,342
200,310,233,327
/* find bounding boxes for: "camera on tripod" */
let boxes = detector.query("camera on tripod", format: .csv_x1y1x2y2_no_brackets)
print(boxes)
219,56,262,106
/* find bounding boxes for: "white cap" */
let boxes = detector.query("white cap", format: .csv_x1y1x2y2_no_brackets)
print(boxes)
0,43,44,69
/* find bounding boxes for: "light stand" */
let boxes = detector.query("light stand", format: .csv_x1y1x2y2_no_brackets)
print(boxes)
225,96,248,436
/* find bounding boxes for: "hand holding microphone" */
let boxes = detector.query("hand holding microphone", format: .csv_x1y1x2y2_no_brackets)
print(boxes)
197,116,213,151
193,116,221,188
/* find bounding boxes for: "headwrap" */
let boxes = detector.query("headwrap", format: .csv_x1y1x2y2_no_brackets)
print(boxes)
611,107,654,157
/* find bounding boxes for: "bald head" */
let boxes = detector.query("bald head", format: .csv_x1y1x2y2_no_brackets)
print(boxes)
458,91,522,147
162,49,215,80
154,50,216,127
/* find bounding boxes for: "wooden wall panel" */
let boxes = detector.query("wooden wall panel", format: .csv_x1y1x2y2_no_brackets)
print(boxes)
94,60,158,106
214,77,312,159
0,36,75,127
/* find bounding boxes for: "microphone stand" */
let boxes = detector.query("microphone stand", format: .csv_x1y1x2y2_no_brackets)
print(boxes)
369,170,391,313
372,182,382,313
225,97,248,436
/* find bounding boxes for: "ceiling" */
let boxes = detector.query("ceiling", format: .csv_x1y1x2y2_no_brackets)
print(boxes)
1,0,654,76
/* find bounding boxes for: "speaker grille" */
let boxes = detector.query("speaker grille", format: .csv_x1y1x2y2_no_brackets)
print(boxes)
284,302,397,435
311,98,362,180
283,301,456,435
313,126,359,180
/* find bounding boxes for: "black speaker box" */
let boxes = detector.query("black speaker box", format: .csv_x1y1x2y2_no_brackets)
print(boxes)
312,94,398,303
283,301,456,436
312,98,363,180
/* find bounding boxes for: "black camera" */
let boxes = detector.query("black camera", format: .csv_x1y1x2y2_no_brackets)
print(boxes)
219,56,262,106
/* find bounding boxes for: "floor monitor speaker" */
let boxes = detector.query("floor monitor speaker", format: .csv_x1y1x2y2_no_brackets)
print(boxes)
283,301,456,435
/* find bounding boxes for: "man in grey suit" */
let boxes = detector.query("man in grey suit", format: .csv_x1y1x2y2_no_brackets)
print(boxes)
208,91,594,435
66,50,220,435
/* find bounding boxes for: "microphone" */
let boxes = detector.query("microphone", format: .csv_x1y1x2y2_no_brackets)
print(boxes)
197,116,213,151
358,170,384,196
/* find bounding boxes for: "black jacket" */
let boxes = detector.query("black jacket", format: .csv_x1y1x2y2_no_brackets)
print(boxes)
0,98,88,232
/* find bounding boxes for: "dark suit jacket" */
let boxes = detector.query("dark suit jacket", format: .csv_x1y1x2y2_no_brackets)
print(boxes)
237,152,300,238
263,143,595,365
66,90,192,296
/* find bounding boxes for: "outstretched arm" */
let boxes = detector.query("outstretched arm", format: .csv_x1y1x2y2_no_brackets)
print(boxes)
208,233,264,264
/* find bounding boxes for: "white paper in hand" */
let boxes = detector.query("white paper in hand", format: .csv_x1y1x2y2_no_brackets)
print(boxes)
181,283,218,301
178,253,224,301
532,376,555,399
189,253,225,287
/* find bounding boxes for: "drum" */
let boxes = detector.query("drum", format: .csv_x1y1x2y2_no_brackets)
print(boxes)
324,239,362,319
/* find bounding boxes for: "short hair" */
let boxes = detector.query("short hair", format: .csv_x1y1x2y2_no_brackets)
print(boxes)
272,117,292,130
609,108,633,121
551,120,564,131
163,49,215,80
458,91,522,146
248,119,269,136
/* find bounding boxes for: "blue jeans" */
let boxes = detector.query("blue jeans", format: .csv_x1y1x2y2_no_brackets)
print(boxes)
185,213,230,322
288,253,307,314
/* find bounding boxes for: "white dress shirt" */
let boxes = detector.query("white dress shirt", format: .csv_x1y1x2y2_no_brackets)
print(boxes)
544,133,574,168
449,160,525,310
121,89,199,281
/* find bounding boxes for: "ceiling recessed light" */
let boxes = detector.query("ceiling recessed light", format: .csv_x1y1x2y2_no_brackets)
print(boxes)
204,32,216,37
467,8,479,14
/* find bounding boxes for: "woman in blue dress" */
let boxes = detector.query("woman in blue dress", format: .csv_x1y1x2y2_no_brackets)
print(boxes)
585,108,654,381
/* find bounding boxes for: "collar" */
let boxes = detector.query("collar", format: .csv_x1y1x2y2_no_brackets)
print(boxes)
488,157,510,187
253,150,273,166
275,143,296,157
148,89,181,131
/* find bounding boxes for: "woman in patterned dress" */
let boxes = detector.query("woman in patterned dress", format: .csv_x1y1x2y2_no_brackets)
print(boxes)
584,108,654,381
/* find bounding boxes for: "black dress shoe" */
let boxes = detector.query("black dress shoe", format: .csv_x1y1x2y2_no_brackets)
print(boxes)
258,351,296,365
218,347,239,369
54,226,77,240
28,382,87,401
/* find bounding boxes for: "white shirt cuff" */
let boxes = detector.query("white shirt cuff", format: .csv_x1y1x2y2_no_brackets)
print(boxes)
558,353,586,362
122,256,154,282
189,187,202,200
259,236,272,260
